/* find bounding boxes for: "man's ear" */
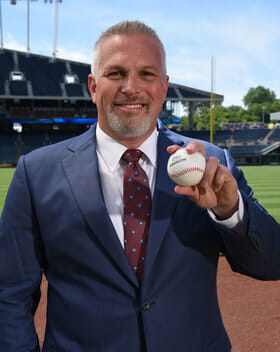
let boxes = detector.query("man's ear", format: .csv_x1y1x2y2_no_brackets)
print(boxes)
88,74,97,104
163,75,169,98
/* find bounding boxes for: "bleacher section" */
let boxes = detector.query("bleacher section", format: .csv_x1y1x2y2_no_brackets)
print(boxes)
230,145,266,155
0,130,85,164
268,128,280,142
1,126,280,165
70,62,90,84
64,83,84,97
213,130,232,146
172,127,280,165
1,48,279,165
0,50,14,95
17,52,67,96
9,80,28,96
232,129,270,144
0,49,224,104
176,129,232,148
0,132,19,164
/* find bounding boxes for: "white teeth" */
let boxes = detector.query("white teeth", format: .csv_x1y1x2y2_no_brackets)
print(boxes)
123,104,143,108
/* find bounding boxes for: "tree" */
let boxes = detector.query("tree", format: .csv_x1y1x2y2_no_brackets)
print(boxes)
180,115,189,130
243,86,276,107
178,86,280,130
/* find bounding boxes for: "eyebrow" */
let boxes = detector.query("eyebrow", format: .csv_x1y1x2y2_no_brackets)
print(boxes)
103,64,159,72
103,65,124,73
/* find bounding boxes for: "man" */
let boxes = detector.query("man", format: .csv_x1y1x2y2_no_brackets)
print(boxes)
0,20,280,352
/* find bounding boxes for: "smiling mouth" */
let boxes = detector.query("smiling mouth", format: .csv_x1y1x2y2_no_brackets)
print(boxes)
114,103,146,111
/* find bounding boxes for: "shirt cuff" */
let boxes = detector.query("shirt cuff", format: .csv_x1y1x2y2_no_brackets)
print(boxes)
207,190,244,230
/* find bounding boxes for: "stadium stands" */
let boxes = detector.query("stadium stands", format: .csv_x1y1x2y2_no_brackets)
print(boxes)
0,50,14,95
70,62,90,85
17,52,68,96
0,132,19,164
268,128,280,142
9,80,28,96
172,127,280,165
64,83,84,97
1,48,279,166
232,129,270,144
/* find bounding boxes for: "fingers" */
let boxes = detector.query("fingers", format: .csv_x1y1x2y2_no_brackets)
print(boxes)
212,162,226,193
167,142,219,192
167,141,206,158
167,142,239,216
186,141,206,158
173,155,223,208
166,144,181,154
200,157,220,191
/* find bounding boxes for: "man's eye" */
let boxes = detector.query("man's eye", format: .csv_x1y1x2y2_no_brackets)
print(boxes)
107,71,122,78
142,71,155,79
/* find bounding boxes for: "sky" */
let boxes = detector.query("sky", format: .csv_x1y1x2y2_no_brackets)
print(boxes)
1,0,280,108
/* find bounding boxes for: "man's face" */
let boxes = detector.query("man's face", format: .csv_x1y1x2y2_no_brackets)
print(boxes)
88,33,169,146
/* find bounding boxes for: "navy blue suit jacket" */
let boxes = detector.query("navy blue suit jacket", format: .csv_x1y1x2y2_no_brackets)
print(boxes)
1,121,280,351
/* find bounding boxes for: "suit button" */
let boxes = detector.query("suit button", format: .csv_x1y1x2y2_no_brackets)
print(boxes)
142,301,152,311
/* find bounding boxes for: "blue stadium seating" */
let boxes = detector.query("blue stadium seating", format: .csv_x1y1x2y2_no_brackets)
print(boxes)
230,145,267,155
268,128,280,142
0,132,19,164
17,52,67,96
179,130,210,142
65,83,84,97
70,62,90,85
9,80,28,96
232,129,270,143
0,50,14,95
213,130,231,145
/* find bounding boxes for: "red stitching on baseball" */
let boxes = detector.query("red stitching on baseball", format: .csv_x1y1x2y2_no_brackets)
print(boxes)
169,167,204,178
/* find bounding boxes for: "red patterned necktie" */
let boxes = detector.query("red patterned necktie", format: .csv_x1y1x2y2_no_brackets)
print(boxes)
122,149,152,282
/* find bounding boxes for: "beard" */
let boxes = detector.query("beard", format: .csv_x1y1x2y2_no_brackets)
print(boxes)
107,111,152,139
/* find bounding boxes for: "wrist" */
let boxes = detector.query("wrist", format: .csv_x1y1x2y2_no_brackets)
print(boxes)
212,197,239,220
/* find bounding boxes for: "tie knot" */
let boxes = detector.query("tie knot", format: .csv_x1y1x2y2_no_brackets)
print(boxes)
122,149,143,163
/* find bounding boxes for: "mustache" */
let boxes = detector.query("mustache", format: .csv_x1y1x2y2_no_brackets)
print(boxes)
113,96,148,105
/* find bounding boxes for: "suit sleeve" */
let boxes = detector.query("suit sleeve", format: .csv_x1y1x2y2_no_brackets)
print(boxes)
0,156,43,351
216,148,280,280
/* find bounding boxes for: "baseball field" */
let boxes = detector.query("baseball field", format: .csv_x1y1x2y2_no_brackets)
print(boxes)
1,165,280,223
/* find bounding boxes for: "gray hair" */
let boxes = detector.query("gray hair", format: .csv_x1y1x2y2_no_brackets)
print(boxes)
91,20,166,79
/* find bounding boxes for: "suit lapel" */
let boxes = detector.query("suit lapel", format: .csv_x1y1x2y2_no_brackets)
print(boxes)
62,127,139,287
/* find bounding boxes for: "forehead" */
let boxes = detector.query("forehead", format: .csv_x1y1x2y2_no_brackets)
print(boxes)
97,33,164,71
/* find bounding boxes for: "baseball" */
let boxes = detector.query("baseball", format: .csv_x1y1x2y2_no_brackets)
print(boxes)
167,148,206,186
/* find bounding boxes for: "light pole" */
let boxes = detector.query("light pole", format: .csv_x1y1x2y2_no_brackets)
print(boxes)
262,106,265,124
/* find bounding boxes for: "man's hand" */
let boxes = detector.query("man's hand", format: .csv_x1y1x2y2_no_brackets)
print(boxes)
167,141,239,220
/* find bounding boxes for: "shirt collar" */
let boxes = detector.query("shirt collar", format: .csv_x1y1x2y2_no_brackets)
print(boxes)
96,123,158,173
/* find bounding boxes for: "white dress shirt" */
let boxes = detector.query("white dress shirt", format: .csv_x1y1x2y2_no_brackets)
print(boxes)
96,123,157,247
96,123,245,247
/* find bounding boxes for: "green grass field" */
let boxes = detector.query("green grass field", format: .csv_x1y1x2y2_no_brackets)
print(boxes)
0,168,15,216
0,166,279,223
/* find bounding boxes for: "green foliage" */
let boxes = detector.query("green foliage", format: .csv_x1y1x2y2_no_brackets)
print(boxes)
243,86,276,107
193,106,210,130
241,86,279,122
180,115,189,130
182,86,279,129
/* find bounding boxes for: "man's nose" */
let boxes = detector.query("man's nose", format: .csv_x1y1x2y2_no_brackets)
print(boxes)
120,74,141,95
